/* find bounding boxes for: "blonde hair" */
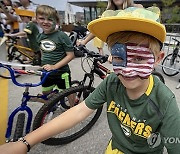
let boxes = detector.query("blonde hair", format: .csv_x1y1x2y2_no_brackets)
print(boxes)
106,0,134,10
107,31,161,57
36,5,60,24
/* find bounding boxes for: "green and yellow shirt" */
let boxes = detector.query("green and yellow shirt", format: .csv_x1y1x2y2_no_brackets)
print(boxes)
85,73,180,154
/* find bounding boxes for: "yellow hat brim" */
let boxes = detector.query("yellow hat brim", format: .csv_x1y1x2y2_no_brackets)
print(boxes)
15,8,35,17
88,16,166,43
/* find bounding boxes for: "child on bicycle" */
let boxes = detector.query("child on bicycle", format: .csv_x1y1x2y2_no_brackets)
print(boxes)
5,9,41,65
35,5,74,96
0,6,179,154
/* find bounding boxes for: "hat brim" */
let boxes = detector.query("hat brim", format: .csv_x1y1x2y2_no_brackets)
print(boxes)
88,17,166,43
15,8,35,17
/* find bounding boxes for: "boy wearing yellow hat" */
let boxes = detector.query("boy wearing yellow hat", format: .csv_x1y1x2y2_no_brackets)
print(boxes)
0,6,180,154
5,9,40,65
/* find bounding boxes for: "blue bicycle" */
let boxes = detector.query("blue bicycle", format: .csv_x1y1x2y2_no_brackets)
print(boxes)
0,61,78,142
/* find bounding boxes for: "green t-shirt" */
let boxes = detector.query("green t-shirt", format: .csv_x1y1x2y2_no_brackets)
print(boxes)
37,30,74,72
24,21,39,52
85,73,180,154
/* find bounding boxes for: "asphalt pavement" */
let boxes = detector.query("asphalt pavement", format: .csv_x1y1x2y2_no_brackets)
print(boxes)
0,40,179,154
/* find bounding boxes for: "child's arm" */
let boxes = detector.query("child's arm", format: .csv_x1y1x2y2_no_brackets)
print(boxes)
42,51,74,71
78,33,95,46
5,31,27,38
0,101,94,154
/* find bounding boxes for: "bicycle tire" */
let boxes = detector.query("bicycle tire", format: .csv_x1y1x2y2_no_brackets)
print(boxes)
162,54,180,76
0,73,12,79
0,67,21,79
0,71,21,79
152,71,165,84
69,32,78,46
13,113,25,141
60,80,80,109
33,85,103,145
7,45,23,63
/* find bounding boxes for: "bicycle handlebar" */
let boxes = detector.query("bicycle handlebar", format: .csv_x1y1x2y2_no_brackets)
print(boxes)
0,61,57,87
77,45,109,63
172,38,180,44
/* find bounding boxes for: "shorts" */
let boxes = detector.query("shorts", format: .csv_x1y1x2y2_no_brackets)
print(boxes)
41,71,71,92
105,140,124,154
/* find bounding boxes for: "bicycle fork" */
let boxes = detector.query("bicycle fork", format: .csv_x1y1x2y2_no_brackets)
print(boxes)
5,87,33,141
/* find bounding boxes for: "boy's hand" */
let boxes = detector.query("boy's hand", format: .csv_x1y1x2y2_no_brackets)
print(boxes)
0,142,27,154
42,64,56,71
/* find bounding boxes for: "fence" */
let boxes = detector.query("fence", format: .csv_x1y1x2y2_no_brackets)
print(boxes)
163,24,180,55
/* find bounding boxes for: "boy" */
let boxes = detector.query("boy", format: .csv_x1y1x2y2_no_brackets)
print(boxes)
5,9,40,65
0,6,179,154
35,5,74,95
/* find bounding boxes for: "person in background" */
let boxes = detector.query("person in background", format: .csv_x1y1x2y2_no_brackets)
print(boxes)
0,0,19,33
17,0,39,48
5,9,40,65
0,6,179,154
12,1,22,8
79,0,143,61
93,36,104,55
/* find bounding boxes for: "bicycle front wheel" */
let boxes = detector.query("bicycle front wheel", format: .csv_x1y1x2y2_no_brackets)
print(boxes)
33,85,103,145
13,113,25,141
162,54,180,76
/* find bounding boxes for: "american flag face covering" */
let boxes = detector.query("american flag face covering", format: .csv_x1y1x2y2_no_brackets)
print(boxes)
111,43,155,79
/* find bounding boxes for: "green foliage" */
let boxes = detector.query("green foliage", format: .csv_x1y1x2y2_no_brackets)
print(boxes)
166,6,180,23
96,1,107,15
161,0,180,23
161,0,176,7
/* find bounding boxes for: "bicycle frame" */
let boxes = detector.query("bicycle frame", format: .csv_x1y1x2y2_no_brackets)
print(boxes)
78,46,110,89
6,36,34,61
0,61,55,141
13,44,34,60
170,38,180,65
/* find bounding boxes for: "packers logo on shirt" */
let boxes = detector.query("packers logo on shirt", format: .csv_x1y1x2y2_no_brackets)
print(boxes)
40,40,56,51
121,124,131,137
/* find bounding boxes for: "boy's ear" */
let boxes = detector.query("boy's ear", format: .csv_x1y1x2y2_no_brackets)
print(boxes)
155,51,164,65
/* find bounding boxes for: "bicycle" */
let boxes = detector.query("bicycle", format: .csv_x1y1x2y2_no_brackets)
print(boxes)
33,45,165,146
162,38,180,76
0,61,23,79
5,35,35,63
0,61,78,142
69,27,89,57
0,35,40,79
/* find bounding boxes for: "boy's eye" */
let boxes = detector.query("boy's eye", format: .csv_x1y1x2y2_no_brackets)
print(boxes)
112,56,124,63
132,56,147,63
38,17,45,21
48,18,54,22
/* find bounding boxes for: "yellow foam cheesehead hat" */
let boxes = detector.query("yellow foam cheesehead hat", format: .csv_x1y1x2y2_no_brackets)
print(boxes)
88,7,166,43
15,8,35,17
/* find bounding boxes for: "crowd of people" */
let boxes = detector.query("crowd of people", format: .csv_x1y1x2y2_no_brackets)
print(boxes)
0,0,180,154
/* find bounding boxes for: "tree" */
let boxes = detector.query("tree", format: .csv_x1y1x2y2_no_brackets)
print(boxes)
161,0,180,23
96,0,107,16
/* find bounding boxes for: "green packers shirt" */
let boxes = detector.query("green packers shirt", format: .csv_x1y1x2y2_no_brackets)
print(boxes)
37,30,74,72
85,73,180,154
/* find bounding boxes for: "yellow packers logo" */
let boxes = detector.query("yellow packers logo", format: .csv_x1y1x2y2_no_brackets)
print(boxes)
40,40,56,51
